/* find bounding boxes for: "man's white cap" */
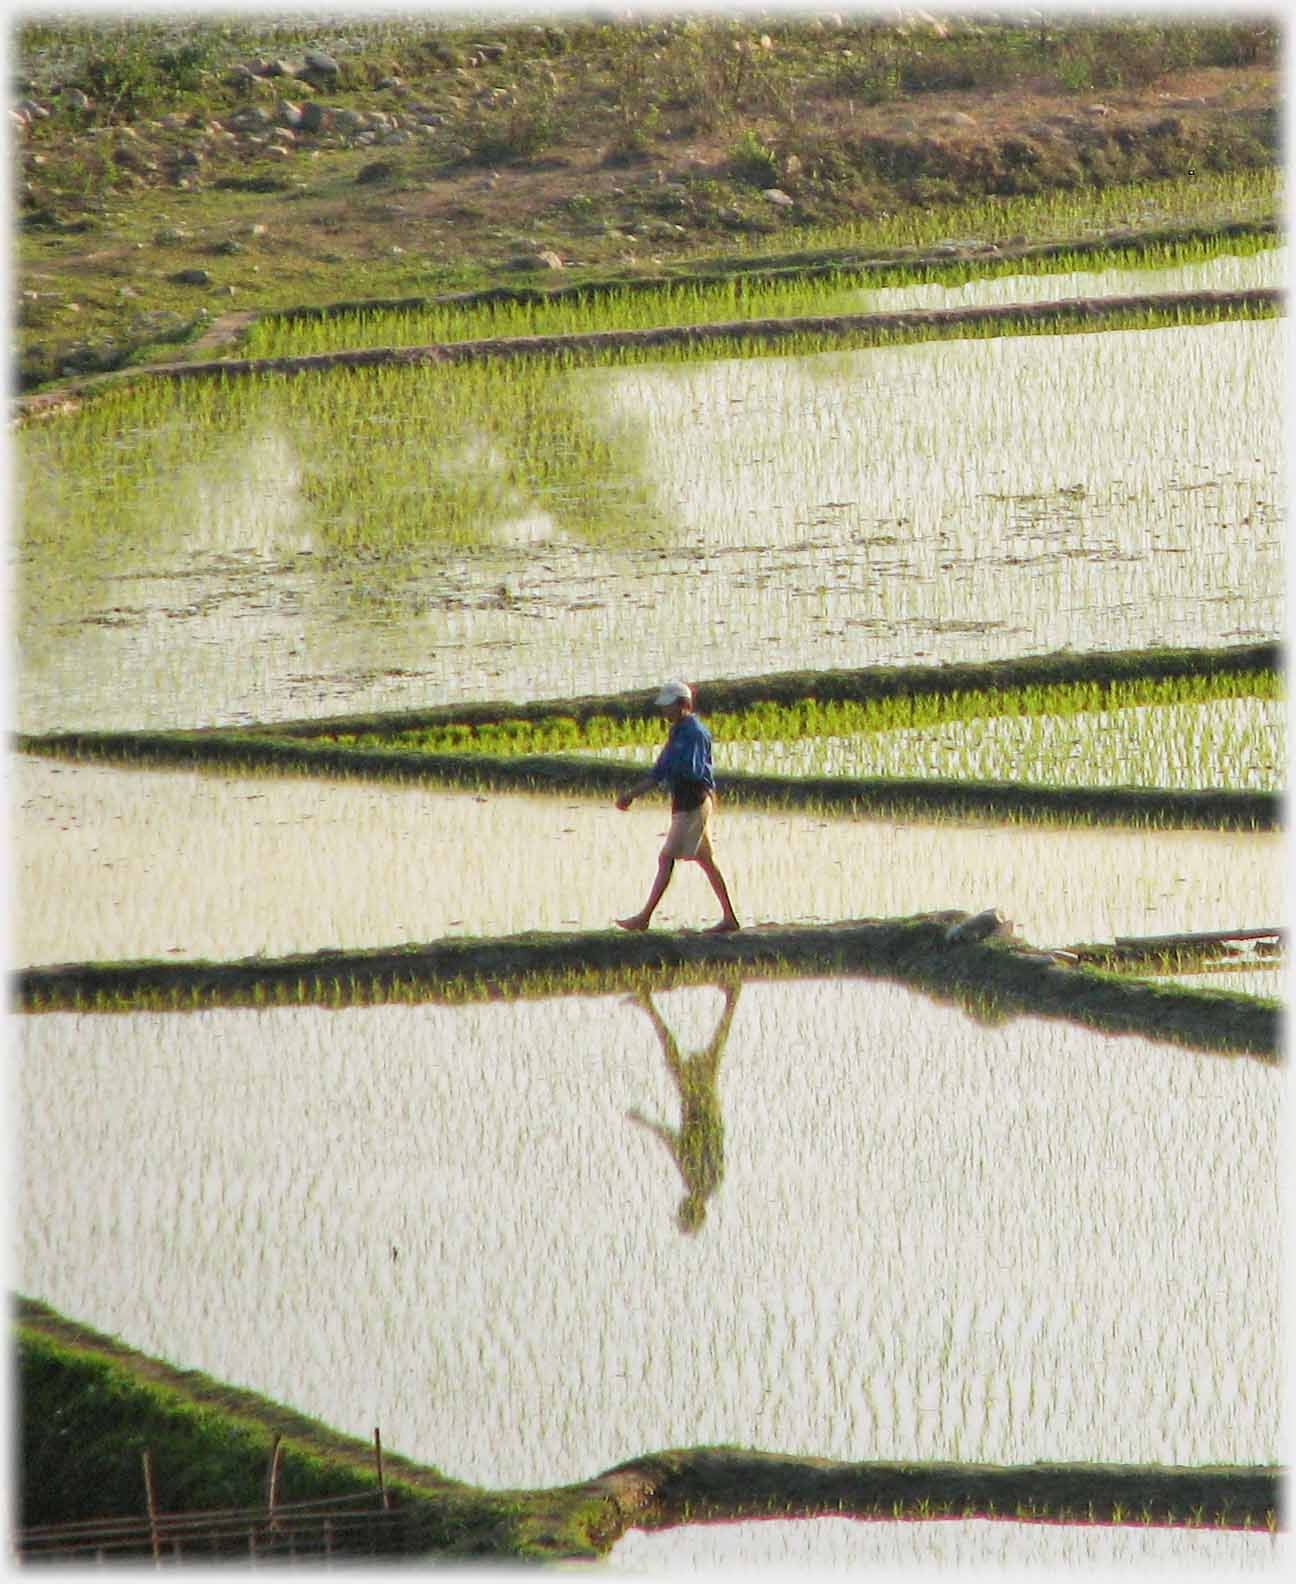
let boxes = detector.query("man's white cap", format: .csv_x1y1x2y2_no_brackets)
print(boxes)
653,679,692,708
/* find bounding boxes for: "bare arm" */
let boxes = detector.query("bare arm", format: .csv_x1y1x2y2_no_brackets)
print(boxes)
615,774,659,811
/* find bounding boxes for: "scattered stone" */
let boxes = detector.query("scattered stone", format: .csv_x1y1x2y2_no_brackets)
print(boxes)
380,129,414,145
153,226,190,245
331,108,365,134
476,42,508,61
170,268,211,286
945,908,1012,945
505,248,564,271
274,99,304,129
298,101,330,133
1085,103,1110,116
211,239,243,255
303,49,342,79
227,105,273,131
762,187,795,206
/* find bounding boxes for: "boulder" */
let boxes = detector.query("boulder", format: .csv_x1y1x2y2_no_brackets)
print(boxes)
303,49,342,79
944,909,1012,945
762,188,795,207
298,101,330,133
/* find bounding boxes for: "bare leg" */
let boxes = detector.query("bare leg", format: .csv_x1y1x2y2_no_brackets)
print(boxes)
697,855,740,931
618,856,675,931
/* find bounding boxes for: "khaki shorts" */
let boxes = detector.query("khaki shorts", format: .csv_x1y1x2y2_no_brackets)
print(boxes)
661,794,715,861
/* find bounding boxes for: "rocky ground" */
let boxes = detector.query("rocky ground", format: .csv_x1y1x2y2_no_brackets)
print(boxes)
12,12,1281,389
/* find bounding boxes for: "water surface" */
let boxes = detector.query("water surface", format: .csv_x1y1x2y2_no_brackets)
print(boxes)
17,982,1278,1491
14,758,1280,964
18,319,1280,733
612,1512,1284,1573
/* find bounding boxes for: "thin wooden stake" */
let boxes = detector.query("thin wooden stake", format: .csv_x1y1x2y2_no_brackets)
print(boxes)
141,1450,160,1564
266,1434,283,1527
374,1428,389,1510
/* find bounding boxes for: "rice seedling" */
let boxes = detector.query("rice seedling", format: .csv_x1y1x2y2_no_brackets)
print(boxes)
240,242,1282,360
704,696,1285,795
16,981,1279,1496
329,670,1281,780
790,168,1280,262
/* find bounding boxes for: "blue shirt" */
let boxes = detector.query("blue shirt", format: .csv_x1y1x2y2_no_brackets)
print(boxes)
652,713,715,793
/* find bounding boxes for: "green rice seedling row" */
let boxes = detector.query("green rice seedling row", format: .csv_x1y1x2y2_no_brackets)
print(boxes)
579,697,1284,796
242,242,1282,360
77,287,1277,404
736,169,1280,269
321,669,1280,758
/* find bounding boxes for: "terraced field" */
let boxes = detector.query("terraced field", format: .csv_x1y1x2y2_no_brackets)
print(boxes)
15,217,1284,1568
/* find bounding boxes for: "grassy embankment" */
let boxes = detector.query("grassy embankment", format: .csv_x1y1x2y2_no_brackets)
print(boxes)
16,1299,1281,1561
16,909,1281,1061
14,12,1280,388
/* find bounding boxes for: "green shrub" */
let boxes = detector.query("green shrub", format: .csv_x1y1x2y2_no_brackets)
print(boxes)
727,129,780,187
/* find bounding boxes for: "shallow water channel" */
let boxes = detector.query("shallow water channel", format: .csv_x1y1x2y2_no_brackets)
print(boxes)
18,980,1279,1496
14,758,1282,965
18,313,1280,734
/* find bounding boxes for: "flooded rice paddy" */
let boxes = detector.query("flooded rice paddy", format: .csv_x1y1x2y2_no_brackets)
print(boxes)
17,316,1280,734
585,696,1285,794
830,243,1285,315
611,1512,1283,1572
14,758,1281,965
17,980,1279,1492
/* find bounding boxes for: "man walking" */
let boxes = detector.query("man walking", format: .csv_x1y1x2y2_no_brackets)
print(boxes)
614,680,740,933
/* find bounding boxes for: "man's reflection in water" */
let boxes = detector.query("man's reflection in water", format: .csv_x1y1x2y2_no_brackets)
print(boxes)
626,983,740,1235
